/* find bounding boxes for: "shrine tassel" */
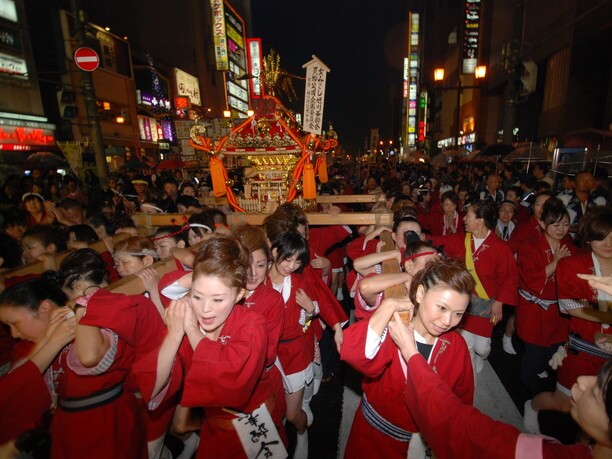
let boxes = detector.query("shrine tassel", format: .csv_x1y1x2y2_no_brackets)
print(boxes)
318,156,328,183
303,163,316,200
209,157,227,197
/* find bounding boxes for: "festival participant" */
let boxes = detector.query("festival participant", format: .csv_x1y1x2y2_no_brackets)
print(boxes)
341,259,475,458
133,236,287,459
268,231,347,458
388,316,612,458
0,305,75,446
353,235,440,320
508,191,553,255
232,224,287,443
21,192,55,226
113,236,162,304
495,200,517,242
515,199,575,393
430,200,518,382
421,190,465,236
0,277,147,458
525,206,612,434
57,248,170,458
152,226,189,260
20,224,67,266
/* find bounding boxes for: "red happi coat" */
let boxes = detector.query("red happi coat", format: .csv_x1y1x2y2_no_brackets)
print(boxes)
515,232,574,346
0,360,51,444
48,290,147,459
508,215,540,255
242,283,287,431
431,232,518,337
404,355,592,459
354,272,385,321
421,210,466,237
274,270,348,376
133,306,278,459
556,253,612,388
341,319,473,458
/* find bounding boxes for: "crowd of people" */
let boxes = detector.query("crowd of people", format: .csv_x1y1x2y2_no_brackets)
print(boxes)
0,157,610,458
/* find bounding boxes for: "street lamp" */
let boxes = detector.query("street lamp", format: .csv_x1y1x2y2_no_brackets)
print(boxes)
433,64,487,153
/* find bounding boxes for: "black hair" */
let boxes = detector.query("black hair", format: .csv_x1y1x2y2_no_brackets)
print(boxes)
69,224,99,244
0,278,68,313
87,213,115,235
58,248,108,291
598,359,612,440
176,195,201,210
271,231,309,274
540,198,569,227
469,200,497,230
188,212,216,238
22,225,68,252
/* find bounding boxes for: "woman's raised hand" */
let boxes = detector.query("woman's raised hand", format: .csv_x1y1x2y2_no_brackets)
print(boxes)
388,312,418,362
165,298,188,337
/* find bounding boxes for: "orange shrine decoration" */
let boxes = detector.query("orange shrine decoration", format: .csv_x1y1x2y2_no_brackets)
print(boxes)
189,95,337,213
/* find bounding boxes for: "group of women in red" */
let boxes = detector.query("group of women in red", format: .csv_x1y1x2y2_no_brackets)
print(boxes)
0,172,611,459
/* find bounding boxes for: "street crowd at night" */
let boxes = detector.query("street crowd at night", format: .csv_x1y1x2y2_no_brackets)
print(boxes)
1,0,612,458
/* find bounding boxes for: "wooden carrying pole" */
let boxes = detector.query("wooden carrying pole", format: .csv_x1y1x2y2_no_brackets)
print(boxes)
3,233,130,279
132,211,393,228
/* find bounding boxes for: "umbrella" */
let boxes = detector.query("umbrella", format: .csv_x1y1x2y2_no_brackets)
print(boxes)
443,149,469,158
480,143,514,157
24,151,69,170
503,143,552,162
124,159,153,170
553,150,612,177
157,159,186,170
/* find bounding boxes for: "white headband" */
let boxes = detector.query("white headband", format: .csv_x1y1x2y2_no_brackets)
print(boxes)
189,223,213,233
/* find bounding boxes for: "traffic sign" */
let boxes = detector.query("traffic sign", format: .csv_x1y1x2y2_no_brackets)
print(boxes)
74,47,99,72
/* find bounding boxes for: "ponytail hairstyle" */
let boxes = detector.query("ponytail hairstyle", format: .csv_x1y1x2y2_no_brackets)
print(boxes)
408,259,475,311
58,248,108,292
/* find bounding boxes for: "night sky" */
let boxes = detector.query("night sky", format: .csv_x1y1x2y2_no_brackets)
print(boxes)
251,0,411,153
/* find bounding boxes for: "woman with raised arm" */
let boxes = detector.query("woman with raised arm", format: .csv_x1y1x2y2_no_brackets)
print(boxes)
0,276,147,458
388,308,612,458
341,259,475,458
525,206,612,434
133,236,286,458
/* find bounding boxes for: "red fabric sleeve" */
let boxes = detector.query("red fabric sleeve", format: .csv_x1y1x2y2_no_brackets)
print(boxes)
303,266,348,327
0,361,51,444
340,319,393,378
404,355,520,458
181,311,267,408
78,289,138,347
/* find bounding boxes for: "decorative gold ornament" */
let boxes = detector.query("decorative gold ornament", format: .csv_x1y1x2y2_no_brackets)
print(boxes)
295,182,303,191
190,124,208,145
257,119,272,136
226,179,235,187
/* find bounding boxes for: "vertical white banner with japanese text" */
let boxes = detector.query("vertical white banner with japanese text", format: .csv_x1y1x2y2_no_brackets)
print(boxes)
210,0,229,71
302,55,330,135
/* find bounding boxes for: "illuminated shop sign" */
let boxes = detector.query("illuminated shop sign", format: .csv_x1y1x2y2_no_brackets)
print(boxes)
0,124,55,145
406,12,419,147
0,24,21,51
174,68,201,106
463,0,481,74
247,38,263,98
210,0,229,71
137,90,171,110
0,0,17,22
0,51,26,77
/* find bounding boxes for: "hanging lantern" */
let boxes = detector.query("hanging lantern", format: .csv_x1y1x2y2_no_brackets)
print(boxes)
303,163,316,199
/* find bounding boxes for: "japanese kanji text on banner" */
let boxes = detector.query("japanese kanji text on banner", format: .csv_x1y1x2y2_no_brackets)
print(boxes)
302,55,330,135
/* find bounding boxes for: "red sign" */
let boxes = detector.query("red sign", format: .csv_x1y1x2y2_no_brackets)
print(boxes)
74,47,99,72
174,96,191,110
